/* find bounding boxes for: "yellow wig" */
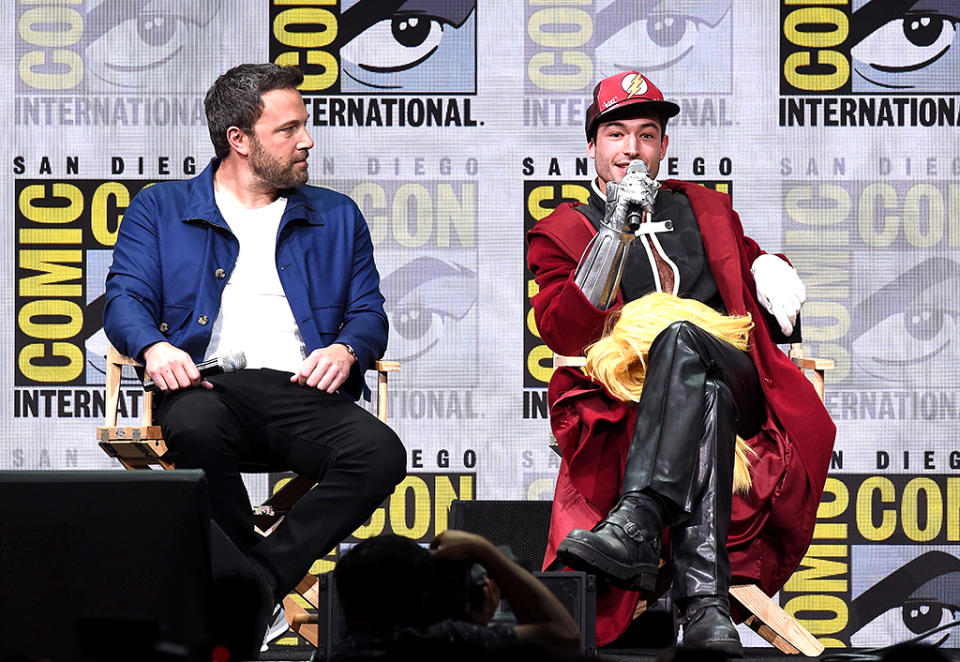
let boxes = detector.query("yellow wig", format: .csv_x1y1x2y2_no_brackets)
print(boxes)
585,292,757,493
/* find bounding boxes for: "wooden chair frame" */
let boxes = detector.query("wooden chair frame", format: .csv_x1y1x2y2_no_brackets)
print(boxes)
96,344,400,648
553,344,833,656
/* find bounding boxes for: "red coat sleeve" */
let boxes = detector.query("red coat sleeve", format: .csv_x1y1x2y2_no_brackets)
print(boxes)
526,203,619,357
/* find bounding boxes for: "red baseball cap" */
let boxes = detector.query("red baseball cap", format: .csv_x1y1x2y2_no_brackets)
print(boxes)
585,71,680,140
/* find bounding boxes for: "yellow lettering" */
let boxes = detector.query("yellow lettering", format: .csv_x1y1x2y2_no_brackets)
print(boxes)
784,8,848,48
18,342,83,382
901,478,942,542
435,183,477,248
433,475,474,535
18,250,82,297
273,8,337,48
389,476,431,539
18,299,83,339
783,545,848,592
527,8,592,48
19,183,83,224
392,184,432,248
527,344,555,383
784,50,849,91
857,476,896,541
91,182,130,248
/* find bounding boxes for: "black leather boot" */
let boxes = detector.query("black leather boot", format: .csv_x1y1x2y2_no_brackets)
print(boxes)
678,596,742,655
672,377,742,657
557,491,663,591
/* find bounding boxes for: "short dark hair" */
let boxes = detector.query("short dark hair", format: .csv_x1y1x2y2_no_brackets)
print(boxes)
203,63,304,159
589,107,669,143
334,535,436,635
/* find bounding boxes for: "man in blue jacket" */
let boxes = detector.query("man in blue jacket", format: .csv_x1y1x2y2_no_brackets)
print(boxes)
104,63,406,643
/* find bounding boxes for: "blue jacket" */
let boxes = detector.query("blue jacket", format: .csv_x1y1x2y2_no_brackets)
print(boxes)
104,159,387,401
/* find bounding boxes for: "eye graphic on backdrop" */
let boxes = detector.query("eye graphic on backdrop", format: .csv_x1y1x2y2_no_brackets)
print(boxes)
341,16,446,73
380,257,478,362
849,551,960,647
338,0,476,92
593,0,731,86
850,0,960,91
82,0,219,90
849,257,960,387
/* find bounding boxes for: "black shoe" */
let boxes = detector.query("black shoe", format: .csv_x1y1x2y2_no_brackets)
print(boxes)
678,596,743,657
556,493,662,591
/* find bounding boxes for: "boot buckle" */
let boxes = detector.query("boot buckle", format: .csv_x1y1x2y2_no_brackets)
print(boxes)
623,520,644,540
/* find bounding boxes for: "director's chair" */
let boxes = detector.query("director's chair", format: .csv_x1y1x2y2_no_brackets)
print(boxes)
96,343,401,648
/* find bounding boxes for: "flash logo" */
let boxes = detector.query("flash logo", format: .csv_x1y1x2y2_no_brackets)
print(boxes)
623,72,648,97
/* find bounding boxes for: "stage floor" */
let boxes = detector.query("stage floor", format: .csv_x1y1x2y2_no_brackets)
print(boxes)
259,646,960,662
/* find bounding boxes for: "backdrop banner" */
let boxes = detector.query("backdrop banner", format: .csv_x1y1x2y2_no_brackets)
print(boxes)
4,0,959,653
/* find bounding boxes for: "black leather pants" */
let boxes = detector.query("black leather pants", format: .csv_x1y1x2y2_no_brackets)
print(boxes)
621,321,763,598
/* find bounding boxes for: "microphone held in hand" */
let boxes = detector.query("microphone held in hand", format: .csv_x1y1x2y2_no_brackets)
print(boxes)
144,350,247,392
625,159,650,231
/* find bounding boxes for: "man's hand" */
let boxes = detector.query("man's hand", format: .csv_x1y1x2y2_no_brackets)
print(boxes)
615,163,659,214
143,341,212,392
752,254,806,336
603,162,660,231
290,343,356,392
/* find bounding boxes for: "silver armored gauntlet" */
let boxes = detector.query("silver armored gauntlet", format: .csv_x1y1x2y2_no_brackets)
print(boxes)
573,160,659,309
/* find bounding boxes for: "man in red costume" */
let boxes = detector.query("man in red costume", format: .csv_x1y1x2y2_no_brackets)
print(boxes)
526,71,836,653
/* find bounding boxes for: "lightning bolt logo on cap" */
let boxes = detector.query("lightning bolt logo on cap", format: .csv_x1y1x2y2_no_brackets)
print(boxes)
623,73,649,98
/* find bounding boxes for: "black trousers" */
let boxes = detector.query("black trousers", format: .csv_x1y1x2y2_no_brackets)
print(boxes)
624,320,764,513
156,369,406,599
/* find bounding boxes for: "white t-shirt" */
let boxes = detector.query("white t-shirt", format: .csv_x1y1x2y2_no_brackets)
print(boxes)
204,189,307,372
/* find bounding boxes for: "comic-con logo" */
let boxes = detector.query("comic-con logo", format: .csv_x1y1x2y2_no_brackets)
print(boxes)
13,179,155,420
270,1,478,127
781,474,960,648
15,0,221,93
270,0,476,94
781,0,960,94
779,1,960,126
346,178,480,419
524,1,732,94
780,179,960,396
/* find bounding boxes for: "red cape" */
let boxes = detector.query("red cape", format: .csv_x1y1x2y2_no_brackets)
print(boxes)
526,180,836,645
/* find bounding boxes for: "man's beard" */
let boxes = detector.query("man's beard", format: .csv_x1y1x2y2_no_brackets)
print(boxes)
249,138,309,190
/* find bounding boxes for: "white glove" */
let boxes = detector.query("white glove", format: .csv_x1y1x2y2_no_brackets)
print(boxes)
751,254,806,337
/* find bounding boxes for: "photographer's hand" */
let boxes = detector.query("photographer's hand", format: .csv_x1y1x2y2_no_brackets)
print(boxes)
431,530,579,650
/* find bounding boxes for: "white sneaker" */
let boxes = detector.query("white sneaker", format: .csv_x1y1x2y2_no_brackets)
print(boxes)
260,603,288,652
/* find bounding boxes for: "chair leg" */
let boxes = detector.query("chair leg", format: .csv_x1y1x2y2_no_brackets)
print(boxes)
729,584,824,656
283,573,321,647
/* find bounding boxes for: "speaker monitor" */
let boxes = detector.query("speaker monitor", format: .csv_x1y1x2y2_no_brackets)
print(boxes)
447,498,553,571
0,470,213,661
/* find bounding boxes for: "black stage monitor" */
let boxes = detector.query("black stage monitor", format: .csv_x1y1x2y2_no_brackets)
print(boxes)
0,470,213,661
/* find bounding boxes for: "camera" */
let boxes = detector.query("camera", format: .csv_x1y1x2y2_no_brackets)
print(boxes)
427,559,488,621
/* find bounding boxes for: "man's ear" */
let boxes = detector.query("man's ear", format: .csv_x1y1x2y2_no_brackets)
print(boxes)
587,138,596,159
226,126,250,157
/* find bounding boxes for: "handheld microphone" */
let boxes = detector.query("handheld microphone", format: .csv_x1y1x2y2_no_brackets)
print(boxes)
144,350,247,392
625,159,650,231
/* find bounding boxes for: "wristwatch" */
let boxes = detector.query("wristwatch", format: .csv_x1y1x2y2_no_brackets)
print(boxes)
337,342,357,360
